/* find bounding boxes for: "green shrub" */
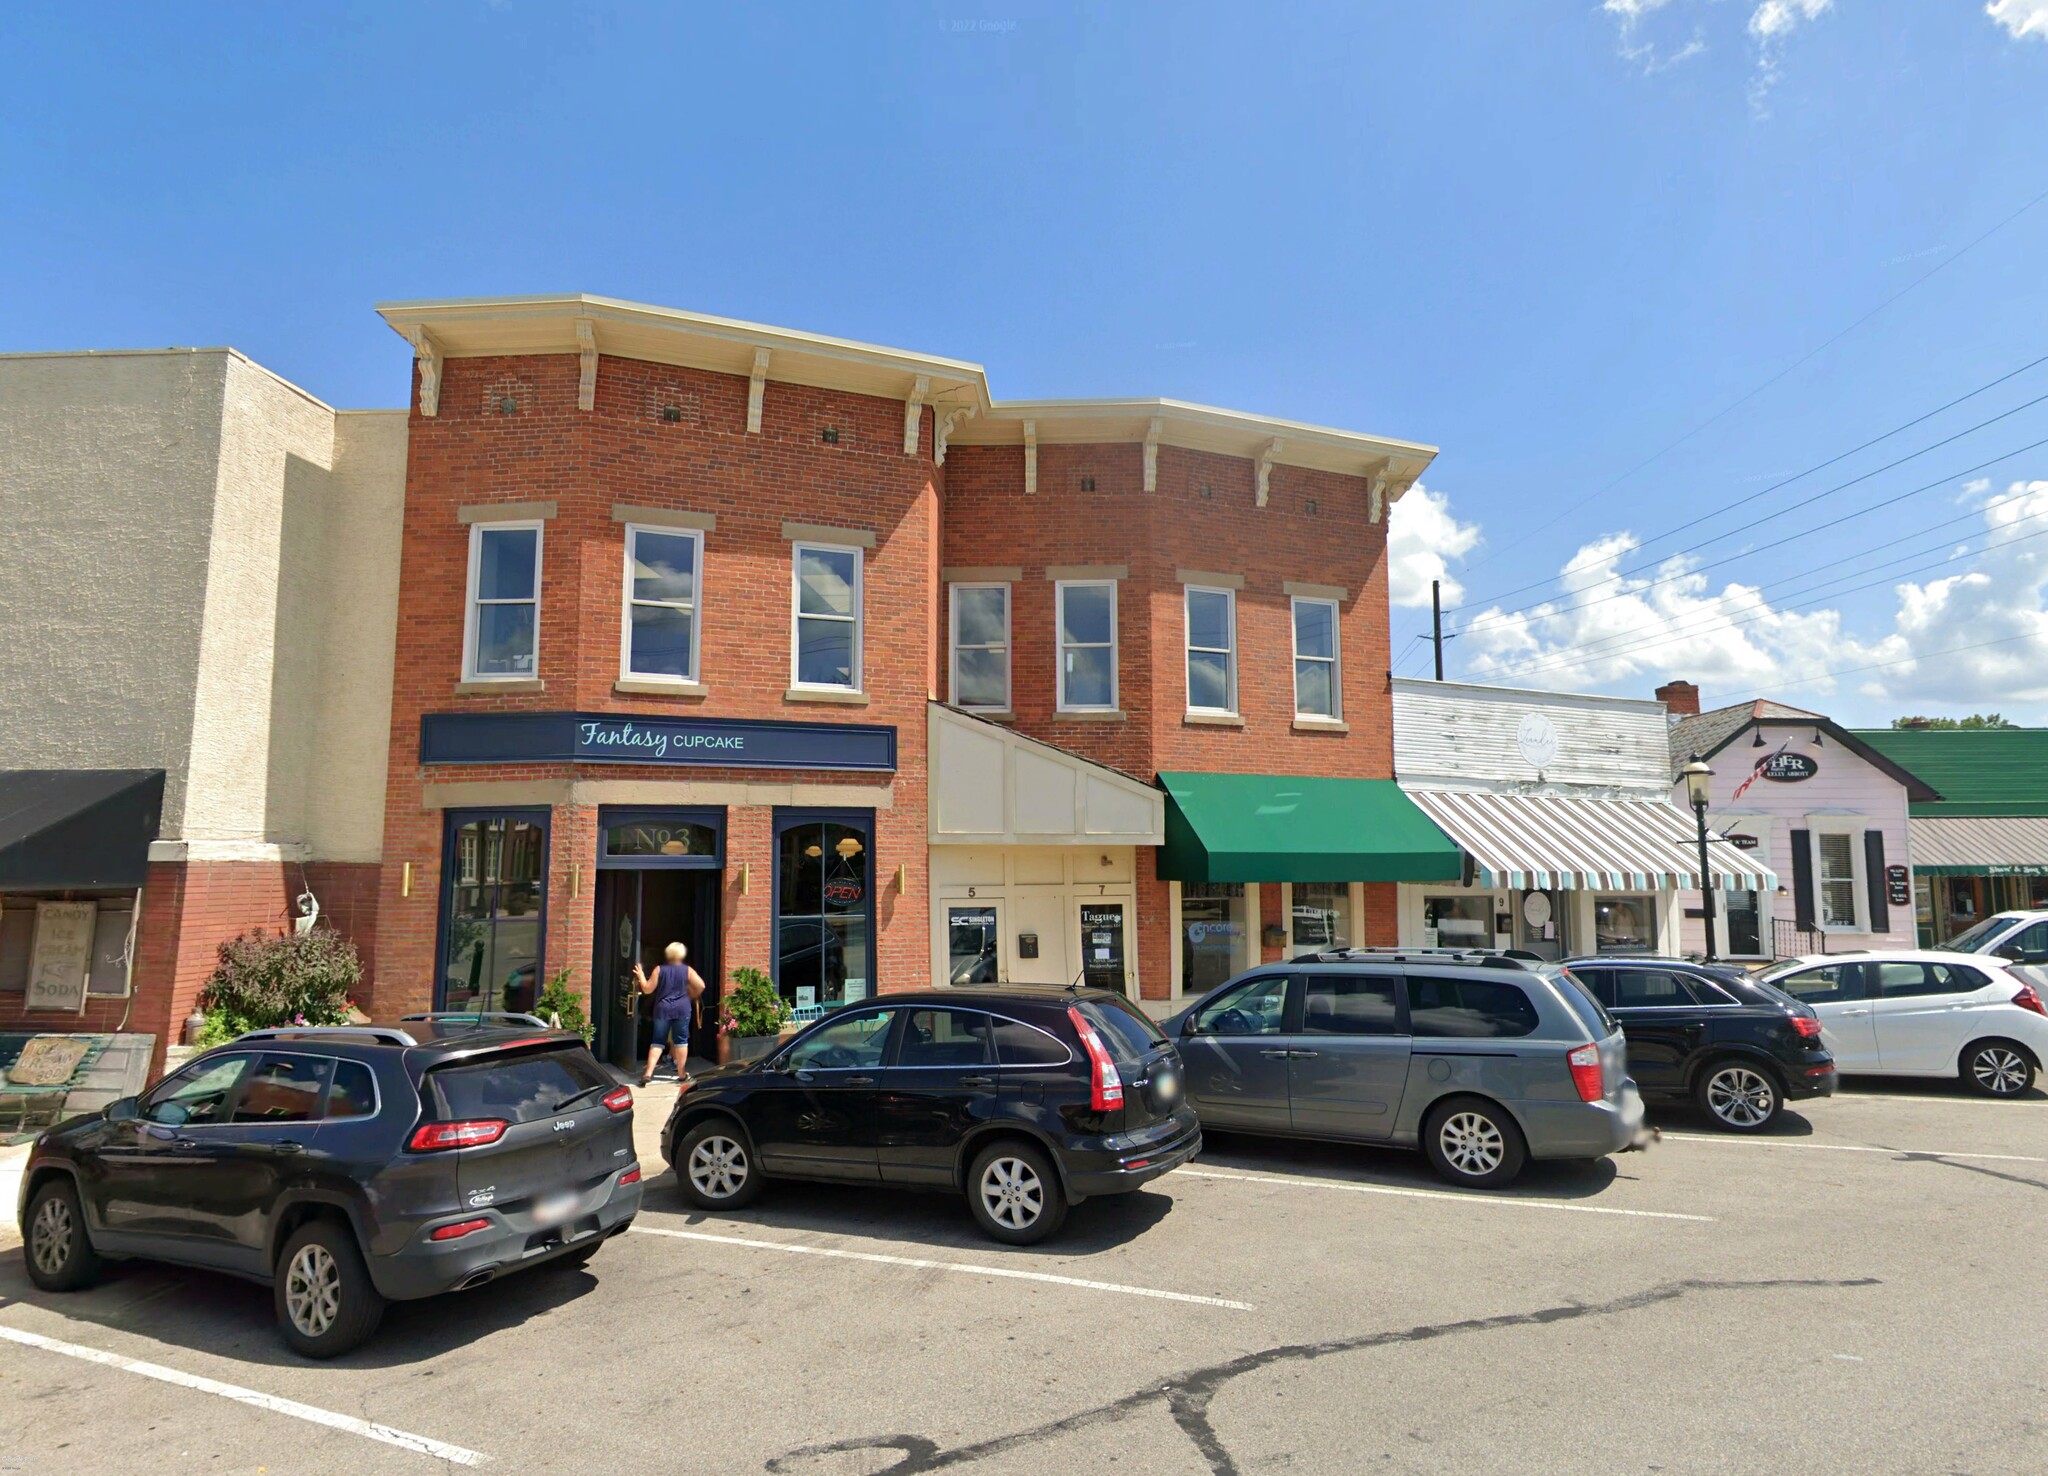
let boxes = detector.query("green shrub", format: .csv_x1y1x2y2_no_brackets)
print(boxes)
533,967,593,1042
720,966,791,1039
197,928,360,1043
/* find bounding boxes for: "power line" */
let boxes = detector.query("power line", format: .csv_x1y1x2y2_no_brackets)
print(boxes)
1747,631,2041,699
1449,352,2048,615
1452,180,2048,586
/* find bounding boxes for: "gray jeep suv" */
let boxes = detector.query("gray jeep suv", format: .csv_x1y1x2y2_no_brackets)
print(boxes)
1161,950,1644,1187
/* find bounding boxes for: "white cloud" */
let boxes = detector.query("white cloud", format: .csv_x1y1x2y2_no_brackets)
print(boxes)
1986,0,2048,42
1458,478,2048,709
1601,0,1708,72
1598,0,1840,105
1387,483,1482,609
1747,0,1832,114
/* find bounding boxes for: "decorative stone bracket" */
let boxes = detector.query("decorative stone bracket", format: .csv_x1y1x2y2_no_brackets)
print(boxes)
904,374,929,454
747,347,770,433
575,318,598,411
402,325,442,418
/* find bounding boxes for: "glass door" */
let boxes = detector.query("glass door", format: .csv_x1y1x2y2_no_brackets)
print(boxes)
945,902,1002,985
1078,902,1128,995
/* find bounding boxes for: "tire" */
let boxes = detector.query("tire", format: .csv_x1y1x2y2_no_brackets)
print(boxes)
966,1140,1068,1246
1961,1039,2037,1098
1695,1059,1783,1132
1421,1098,1529,1189
274,1219,386,1360
23,1178,102,1293
676,1118,764,1210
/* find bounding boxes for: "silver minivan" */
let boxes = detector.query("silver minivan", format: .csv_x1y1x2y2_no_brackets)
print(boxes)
1160,951,1644,1187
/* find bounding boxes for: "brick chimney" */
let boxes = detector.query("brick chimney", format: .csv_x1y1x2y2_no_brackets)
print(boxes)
1656,680,1700,717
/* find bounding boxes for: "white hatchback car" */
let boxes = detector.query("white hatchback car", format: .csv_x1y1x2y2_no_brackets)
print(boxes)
1759,951,2048,1097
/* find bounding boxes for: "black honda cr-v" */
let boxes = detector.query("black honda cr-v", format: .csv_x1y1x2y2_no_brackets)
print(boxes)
662,987,1200,1244
17,1018,643,1357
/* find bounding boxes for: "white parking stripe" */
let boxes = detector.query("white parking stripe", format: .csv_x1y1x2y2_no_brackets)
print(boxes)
1660,1133,2045,1163
629,1225,1254,1310
1180,1169,1715,1222
0,1322,488,1465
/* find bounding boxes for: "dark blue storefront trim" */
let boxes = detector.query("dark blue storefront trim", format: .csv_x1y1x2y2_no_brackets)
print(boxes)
419,711,897,773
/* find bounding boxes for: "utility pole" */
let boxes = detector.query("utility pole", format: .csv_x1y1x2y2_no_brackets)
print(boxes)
1431,579,1445,680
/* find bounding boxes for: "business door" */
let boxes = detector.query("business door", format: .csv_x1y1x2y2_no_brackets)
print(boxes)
1078,902,1129,995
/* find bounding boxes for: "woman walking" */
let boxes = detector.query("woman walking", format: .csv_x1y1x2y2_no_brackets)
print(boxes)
632,941,705,1088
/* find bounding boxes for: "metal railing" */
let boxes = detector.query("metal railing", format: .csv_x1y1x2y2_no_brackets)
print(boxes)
1772,919,1826,960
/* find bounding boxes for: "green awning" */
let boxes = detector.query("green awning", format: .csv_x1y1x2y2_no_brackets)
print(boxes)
1157,772,1463,884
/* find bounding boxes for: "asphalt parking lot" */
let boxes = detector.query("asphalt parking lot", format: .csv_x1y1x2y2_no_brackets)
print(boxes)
4,1078,2046,1475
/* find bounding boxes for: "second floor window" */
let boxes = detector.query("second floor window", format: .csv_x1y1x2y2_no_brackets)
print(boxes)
792,542,862,690
622,526,702,682
1057,580,1117,711
465,522,541,679
1292,596,1340,718
1185,585,1237,714
950,583,1010,711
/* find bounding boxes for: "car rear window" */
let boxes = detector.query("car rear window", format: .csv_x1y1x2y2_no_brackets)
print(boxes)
1406,973,1540,1038
1553,969,1615,1036
992,1016,1073,1067
1077,998,1168,1063
325,1060,378,1119
427,1047,611,1124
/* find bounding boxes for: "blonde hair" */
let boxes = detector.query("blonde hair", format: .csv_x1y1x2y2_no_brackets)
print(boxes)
664,942,688,963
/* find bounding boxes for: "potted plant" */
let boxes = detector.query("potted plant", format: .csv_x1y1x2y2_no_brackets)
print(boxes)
717,966,793,1064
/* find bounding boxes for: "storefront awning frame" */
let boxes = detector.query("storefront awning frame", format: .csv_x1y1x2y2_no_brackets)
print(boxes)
1157,772,1463,885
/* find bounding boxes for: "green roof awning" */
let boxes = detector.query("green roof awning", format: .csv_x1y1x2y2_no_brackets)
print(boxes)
1157,772,1463,884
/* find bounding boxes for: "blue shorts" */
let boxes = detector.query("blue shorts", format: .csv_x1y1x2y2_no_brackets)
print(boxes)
650,1015,690,1049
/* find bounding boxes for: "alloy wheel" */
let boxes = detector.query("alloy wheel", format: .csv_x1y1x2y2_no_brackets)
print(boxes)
979,1156,1044,1231
1706,1067,1776,1127
1438,1112,1505,1177
284,1244,342,1339
29,1196,73,1278
688,1135,749,1200
1972,1046,2030,1095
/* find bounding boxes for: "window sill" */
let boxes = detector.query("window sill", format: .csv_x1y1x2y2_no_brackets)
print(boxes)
958,709,1016,723
1183,712,1245,728
1054,709,1125,722
455,678,544,695
1292,716,1349,733
615,679,709,698
785,687,870,706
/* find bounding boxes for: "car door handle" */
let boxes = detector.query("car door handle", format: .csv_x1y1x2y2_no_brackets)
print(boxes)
958,1076,995,1087
174,1138,199,1150
843,1075,876,1087
1258,1049,1293,1059
275,1140,305,1154
1838,1008,1868,1015
1288,1050,1319,1060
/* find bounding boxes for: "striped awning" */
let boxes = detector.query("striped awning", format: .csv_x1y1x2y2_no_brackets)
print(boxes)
1908,815,2048,876
1403,789,1777,892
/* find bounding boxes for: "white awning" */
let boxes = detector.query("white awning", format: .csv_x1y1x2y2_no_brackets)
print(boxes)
1403,789,1777,892
1909,815,2048,876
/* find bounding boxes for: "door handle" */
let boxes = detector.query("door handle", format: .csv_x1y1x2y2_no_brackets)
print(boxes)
275,1140,305,1154
843,1075,876,1087
958,1076,995,1087
1258,1049,1292,1059
174,1138,199,1150
1289,1050,1319,1060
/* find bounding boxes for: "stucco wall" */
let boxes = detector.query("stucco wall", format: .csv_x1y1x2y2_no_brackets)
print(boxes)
0,350,227,833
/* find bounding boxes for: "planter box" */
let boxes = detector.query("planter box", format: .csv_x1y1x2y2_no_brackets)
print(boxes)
728,1033,782,1064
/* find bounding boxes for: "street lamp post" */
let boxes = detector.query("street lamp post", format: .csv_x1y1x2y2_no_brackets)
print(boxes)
1680,754,1719,963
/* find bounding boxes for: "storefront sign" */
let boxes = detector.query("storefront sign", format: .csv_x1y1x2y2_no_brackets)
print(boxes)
1724,833,1760,850
1987,864,2048,877
421,711,897,772
1886,863,1910,906
1515,713,1560,769
1759,752,1818,783
26,901,95,1013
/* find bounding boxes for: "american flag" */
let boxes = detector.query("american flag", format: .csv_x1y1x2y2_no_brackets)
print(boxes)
1729,744,1785,802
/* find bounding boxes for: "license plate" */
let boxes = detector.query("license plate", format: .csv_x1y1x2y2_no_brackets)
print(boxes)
1153,1072,1179,1102
532,1190,580,1228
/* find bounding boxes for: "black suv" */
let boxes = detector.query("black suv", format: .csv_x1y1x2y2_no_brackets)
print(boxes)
1564,957,1835,1131
17,1020,643,1357
661,987,1199,1244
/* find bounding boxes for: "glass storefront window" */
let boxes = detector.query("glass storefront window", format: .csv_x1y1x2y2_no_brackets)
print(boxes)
603,817,719,862
947,905,999,985
1180,882,1248,993
1291,882,1353,950
1423,895,1491,948
440,811,548,1014
1594,894,1655,954
776,812,873,1016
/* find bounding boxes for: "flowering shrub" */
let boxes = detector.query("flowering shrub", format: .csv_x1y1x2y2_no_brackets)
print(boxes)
719,966,791,1039
197,928,360,1045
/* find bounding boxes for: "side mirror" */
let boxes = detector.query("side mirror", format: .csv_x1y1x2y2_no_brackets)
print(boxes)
106,1096,139,1122
1994,944,2024,963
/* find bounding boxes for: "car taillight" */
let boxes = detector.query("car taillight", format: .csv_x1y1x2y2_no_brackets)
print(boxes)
620,1166,643,1186
2013,984,2048,1017
429,1218,493,1241
407,1119,508,1152
1788,1014,1824,1038
603,1087,633,1113
1567,1043,1604,1103
1067,1006,1126,1111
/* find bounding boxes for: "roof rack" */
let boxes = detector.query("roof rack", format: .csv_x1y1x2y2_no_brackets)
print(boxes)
1287,947,1543,972
400,1011,551,1028
237,1025,419,1047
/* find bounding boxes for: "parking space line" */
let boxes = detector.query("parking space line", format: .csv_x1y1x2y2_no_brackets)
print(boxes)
0,1322,489,1465
1660,1133,2045,1163
629,1225,1254,1310
1179,1169,1715,1221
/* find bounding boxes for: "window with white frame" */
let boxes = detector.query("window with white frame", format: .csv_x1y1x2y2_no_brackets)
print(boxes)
621,525,703,682
949,583,1010,711
1056,580,1117,711
1817,832,1861,929
464,522,542,679
1291,596,1340,718
1184,585,1236,714
792,542,862,690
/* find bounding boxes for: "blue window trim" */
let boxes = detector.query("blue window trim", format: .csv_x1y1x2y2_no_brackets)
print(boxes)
771,807,877,1019
434,806,552,1012
595,806,726,870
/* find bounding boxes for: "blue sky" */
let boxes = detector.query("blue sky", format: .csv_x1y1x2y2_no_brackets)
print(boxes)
5,1,2046,724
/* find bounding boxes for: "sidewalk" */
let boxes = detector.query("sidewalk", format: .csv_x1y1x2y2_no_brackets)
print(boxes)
0,1142,29,1246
